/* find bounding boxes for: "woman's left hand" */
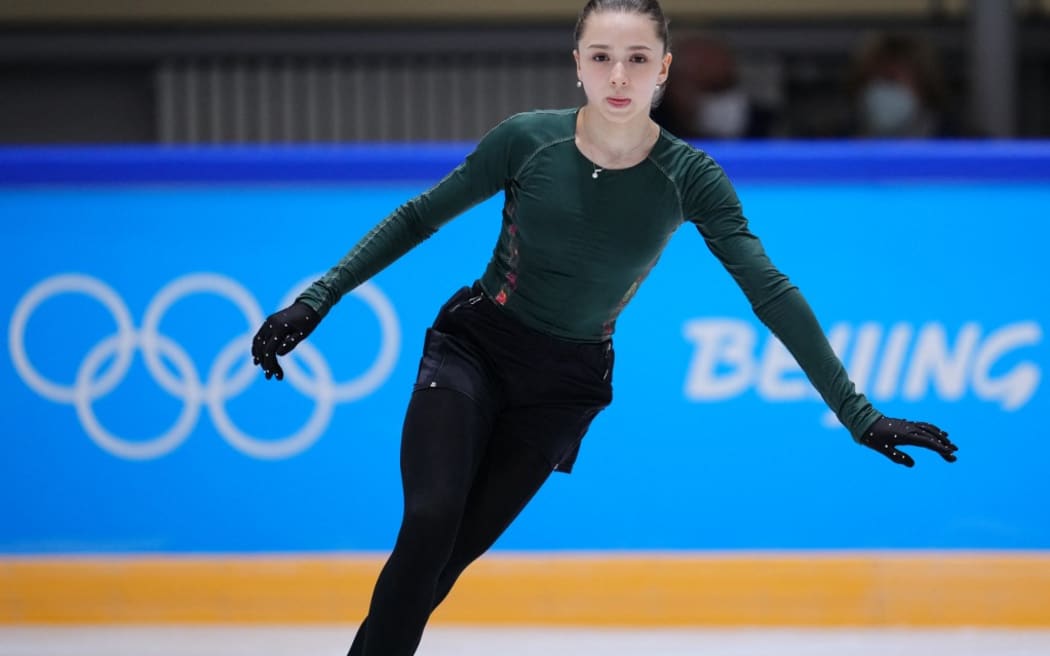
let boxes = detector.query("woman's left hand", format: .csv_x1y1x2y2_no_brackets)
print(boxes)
860,417,958,467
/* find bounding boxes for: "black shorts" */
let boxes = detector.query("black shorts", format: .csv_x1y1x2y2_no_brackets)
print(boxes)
412,282,614,473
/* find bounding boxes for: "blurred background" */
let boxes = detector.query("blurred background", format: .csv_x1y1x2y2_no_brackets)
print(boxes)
0,0,1048,143
1,1,1049,654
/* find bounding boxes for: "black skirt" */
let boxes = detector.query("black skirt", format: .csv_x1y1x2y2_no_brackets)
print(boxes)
411,282,614,473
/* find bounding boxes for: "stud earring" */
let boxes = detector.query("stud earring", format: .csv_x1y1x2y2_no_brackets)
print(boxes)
576,80,582,88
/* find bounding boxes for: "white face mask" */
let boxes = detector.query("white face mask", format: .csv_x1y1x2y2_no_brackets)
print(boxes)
862,81,920,136
695,88,749,139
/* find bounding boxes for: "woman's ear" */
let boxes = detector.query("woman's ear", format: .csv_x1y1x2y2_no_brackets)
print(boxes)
659,52,673,86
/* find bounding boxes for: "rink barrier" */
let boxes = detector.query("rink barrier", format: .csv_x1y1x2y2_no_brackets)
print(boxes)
2,552,1048,626
3,145,1049,628
3,141,1050,184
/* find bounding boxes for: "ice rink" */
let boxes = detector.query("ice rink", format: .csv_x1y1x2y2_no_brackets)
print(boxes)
1,626,1049,656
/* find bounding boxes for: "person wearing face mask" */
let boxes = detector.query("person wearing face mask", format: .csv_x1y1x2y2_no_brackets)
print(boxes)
849,32,958,138
652,32,776,139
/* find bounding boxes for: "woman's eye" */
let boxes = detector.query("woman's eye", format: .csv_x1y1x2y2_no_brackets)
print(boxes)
631,55,648,64
591,54,609,62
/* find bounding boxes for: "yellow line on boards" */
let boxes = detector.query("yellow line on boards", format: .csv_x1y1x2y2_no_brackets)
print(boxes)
2,552,1048,626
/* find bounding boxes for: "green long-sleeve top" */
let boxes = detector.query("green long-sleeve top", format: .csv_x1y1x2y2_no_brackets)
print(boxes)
298,108,881,440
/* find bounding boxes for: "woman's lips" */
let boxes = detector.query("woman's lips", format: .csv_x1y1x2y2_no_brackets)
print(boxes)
606,97,632,108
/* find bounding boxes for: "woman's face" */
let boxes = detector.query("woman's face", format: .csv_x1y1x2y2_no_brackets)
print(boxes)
574,11,671,124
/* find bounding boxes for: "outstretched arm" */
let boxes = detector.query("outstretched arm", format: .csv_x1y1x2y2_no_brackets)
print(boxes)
251,113,521,379
687,161,956,466
297,118,518,318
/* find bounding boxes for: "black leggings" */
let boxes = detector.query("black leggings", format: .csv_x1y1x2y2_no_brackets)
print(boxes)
347,387,554,656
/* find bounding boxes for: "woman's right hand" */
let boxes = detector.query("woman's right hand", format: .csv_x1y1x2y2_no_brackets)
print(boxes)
251,302,321,380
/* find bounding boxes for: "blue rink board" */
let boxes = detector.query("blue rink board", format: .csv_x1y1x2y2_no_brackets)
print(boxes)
0,143,1047,553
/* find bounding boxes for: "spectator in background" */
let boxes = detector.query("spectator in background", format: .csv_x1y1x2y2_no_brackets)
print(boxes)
848,32,959,138
652,32,778,139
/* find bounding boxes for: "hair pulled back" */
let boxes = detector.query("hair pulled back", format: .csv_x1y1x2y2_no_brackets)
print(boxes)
573,0,671,54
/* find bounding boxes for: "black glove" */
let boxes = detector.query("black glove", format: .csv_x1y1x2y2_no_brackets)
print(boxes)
859,416,958,467
251,302,320,381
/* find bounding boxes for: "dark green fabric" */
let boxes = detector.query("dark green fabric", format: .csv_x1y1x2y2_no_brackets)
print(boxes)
297,108,880,440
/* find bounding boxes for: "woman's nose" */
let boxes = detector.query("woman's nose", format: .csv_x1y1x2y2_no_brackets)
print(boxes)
610,62,628,86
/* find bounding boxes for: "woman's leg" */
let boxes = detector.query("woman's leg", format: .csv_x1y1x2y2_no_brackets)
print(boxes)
430,417,555,609
348,387,492,656
347,406,556,656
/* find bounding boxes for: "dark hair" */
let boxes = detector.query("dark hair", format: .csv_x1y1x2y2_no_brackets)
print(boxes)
573,0,671,54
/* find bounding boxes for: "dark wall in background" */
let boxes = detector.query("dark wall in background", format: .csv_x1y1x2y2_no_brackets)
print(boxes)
0,16,1047,144
0,64,154,144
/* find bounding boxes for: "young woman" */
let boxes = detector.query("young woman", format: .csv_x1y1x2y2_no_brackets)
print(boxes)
251,1,958,653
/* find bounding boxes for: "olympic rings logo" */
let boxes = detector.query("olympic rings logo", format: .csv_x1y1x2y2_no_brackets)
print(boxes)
8,273,400,460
